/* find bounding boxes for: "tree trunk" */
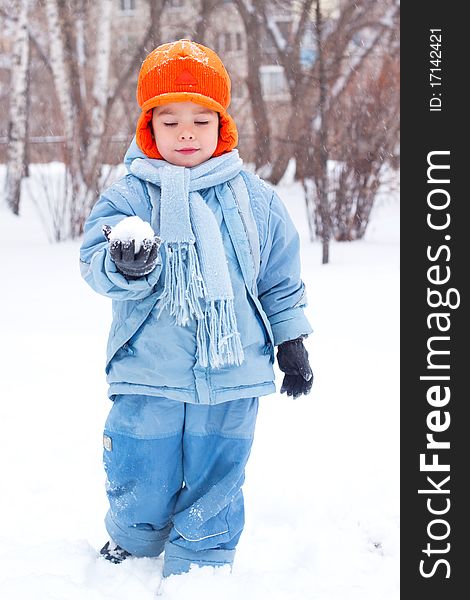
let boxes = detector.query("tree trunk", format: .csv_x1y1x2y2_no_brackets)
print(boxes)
315,0,330,264
266,0,389,185
45,0,114,238
261,0,314,183
45,0,84,238
269,96,307,184
45,0,78,167
302,178,316,242
80,0,113,233
194,0,219,44
234,0,271,171
5,0,29,215
244,28,271,169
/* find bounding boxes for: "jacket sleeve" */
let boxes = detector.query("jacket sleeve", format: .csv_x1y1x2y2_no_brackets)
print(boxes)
79,180,162,300
256,190,312,346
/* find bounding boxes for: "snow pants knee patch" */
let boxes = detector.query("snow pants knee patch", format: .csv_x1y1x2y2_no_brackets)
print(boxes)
103,395,184,557
163,398,258,575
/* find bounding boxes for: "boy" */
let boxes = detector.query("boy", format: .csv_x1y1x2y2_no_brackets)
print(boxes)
80,39,313,578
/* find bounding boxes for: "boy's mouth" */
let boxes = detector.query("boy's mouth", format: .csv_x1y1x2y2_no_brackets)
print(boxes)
177,148,199,155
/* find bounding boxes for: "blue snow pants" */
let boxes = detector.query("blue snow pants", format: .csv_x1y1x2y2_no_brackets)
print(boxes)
102,394,258,577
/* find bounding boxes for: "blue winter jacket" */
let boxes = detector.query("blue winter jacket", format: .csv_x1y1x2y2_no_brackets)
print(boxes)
80,144,312,404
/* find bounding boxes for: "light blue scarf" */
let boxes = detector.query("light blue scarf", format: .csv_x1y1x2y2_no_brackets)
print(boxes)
130,150,244,369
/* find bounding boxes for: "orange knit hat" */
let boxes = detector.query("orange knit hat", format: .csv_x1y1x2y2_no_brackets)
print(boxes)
135,39,238,159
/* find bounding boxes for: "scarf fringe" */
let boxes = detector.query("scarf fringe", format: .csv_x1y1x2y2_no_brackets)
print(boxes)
157,243,204,325
196,299,244,368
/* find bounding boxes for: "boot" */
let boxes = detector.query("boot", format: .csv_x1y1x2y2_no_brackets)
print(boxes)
100,540,132,564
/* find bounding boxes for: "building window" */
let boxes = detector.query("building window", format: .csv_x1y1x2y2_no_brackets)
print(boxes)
116,32,137,54
259,65,289,99
217,33,225,52
217,32,243,53
224,33,232,52
119,0,136,12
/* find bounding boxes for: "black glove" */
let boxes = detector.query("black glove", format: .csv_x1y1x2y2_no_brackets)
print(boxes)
103,224,161,280
277,337,313,399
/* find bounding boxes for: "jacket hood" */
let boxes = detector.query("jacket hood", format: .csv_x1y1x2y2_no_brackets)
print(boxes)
124,136,149,170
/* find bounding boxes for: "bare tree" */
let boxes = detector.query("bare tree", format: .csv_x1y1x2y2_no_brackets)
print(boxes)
312,0,330,264
41,0,167,239
0,4,58,77
329,52,400,241
233,0,271,170
44,0,96,237
302,3,399,260
263,0,397,184
5,0,29,215
263,0,314,98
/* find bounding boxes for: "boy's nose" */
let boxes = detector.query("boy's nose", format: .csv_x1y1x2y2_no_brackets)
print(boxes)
179,129,195,140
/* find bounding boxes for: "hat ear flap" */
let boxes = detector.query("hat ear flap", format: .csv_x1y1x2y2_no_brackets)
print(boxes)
136,110,162,159
213,111,238,157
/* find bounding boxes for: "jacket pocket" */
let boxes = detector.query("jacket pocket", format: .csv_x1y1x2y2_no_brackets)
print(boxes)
105,293,159,371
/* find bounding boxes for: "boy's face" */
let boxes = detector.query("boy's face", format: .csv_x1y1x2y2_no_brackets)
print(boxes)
151,102,219,167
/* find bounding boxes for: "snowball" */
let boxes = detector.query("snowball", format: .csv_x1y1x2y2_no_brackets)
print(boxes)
108,216,155,254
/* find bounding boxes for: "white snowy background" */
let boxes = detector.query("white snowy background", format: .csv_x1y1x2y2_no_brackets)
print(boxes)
0,162,399,599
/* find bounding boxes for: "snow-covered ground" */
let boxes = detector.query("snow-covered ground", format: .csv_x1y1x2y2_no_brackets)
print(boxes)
0,164,399,599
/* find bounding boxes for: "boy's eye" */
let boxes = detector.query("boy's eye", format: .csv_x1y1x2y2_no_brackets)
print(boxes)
161,120,210,127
